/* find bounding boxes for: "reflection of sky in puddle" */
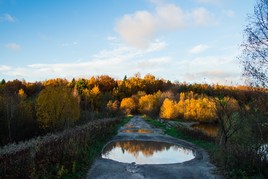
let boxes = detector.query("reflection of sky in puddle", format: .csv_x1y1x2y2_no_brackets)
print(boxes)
102,140,195,164
121,129,152,134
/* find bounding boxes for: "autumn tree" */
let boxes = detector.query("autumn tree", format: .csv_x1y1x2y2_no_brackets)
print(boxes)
143,74,157,94
36,86,80,131
3,79,25,95
43,78,68,87
81,86,101,120
197,97,216,121
0,79,5,86
120,97,136,115
75,78,87,94
214,96,243,146
138,94,157,116
0,87,36,144
0,93,16,144
13,89,36,141
240,0,268,87
82,85,101,112
96,75,117,92
160,98,179,120
107,100,120,116
1,91,18,142
176,92,216,121
24,81,43,97
138,91,163,117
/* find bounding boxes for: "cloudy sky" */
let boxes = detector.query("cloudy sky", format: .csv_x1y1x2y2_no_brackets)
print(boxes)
0,0,255,84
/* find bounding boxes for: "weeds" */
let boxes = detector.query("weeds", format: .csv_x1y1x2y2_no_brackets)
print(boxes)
144,116,267,178
0,116,130,178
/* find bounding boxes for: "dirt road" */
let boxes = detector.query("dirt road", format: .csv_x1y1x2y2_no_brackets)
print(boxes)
86,116,221,179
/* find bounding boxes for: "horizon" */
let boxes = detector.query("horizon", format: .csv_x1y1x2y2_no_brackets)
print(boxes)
0,74,253,88
0,0,255,85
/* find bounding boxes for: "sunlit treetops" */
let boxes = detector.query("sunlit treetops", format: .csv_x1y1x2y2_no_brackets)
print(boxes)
0,74,267,146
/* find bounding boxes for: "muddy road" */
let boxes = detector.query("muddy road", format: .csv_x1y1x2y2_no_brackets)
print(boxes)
86,116,221,179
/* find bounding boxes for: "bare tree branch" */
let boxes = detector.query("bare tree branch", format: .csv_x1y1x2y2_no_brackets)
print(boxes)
240,0,268,87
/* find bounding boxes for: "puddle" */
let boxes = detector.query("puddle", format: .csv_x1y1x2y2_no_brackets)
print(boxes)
101,140,195,164
121,129,152,134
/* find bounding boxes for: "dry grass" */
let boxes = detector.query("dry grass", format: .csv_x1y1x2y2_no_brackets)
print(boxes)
0,117,121,178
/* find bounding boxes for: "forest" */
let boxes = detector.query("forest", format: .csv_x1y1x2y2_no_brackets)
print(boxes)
0,74,267,147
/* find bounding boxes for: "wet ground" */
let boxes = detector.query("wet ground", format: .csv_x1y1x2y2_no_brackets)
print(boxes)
86,116,221,179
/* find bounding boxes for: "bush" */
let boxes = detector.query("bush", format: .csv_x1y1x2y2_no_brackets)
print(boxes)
0,118,121,178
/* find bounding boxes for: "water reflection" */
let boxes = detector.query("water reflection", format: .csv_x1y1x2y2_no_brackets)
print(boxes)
102,140,195,164
191,123,219,137
121,129,152,134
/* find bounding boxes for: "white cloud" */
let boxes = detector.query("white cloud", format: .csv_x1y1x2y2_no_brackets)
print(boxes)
202,71,238,78
5,43,21,51
189,44,209,53
174,54,242,85
137,57,170,69
0,65,12,73
0,13,15,22
116,2,216,48
184,70,240,83
145,39,167,52
93,39,166,59
191,7,215,26
107,36,118,41
1,37,242,85
155,4,186,29
1,40,169,81
116,11,156,48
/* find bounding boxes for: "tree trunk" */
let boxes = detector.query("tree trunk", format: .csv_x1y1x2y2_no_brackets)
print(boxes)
7,103,12,142
219,133,227,146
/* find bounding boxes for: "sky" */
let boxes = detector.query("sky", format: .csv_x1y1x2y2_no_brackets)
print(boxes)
0,0,255,85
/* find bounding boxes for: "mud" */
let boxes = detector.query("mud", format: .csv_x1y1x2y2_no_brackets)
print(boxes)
86,116,221,179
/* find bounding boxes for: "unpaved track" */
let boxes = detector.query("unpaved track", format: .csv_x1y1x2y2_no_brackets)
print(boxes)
86,116,221,179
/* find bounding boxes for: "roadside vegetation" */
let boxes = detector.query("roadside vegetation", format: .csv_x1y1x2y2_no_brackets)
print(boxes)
0,116,130,178
0,74,267,178
0,0,268,178
145,115,267,178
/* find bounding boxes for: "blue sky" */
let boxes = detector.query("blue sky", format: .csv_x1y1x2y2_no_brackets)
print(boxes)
0,0,255,84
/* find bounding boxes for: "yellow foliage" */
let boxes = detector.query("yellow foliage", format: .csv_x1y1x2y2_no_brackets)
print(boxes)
160,98,179,119
107,100,119,111
18,88,26,100
90,85,100,96
176,92,216,121
138,94,157,114
120,97,136,115
36,86,80,130
43,78,68,87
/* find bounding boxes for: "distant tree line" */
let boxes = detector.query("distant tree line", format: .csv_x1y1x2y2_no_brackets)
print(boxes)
0,74,267,146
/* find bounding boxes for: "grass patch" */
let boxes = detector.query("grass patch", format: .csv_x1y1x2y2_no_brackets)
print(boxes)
144,116,222,174
0,116,131,178
143,115,217,151
62,116,131,178
144,116,267,178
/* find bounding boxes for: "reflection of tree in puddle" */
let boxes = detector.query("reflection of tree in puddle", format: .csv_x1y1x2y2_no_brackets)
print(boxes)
124,124,135,129
191,124,219,137
103,140,192,158
121,129,152,134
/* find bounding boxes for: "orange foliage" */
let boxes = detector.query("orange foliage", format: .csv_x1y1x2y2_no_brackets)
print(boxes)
160,98,179,119
120,97,136,115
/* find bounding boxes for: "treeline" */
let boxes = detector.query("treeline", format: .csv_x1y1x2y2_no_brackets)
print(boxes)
0,74,267,146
